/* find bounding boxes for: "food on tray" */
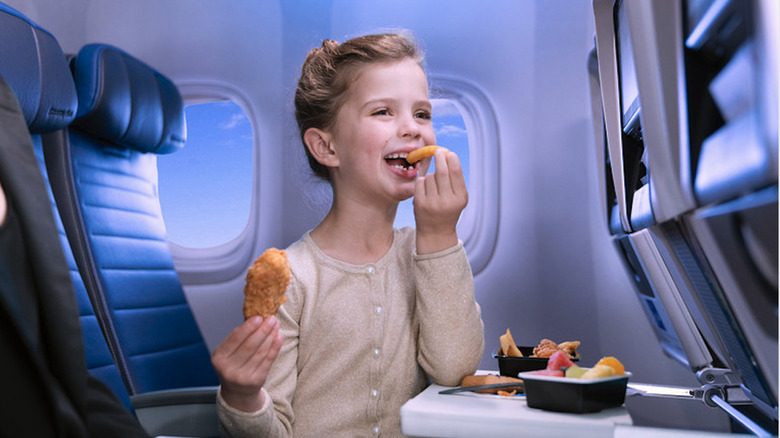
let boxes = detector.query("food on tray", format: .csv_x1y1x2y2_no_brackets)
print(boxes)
530,353,626,380
497,389,517,397
581,364,617,379
498,328,523,357
460,374,524,394
533,338,580,359
243,247,290,319
595,356,625,375
546,350,575,370
496,333,580,359
532,339,559,358
528,350,573,377
557,341,581,358
564,365,588,378
405,145,448,164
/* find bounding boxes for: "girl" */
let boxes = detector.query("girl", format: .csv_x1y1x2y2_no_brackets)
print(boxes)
212,32,484,437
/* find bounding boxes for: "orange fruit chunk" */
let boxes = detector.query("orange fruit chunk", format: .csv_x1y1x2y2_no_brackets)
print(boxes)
596,356,625,375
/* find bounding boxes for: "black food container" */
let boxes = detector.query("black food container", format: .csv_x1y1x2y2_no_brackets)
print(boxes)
493,346,579,377
518,371,631,413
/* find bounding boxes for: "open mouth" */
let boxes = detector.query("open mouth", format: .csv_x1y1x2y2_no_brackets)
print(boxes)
384,152,415,171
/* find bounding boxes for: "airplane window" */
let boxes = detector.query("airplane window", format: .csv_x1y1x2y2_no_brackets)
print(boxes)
394,98,470,228
427,77,499,275
158,99,253,248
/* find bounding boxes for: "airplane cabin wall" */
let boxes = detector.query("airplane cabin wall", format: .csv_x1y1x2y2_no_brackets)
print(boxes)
2,0,730,431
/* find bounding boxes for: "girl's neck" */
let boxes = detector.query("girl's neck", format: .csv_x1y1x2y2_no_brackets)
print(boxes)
310,198,397,265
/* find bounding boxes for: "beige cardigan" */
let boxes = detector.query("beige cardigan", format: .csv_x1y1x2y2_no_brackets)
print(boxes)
217,227,484,437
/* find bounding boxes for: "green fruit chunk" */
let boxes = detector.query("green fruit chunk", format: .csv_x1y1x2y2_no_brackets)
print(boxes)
565,365,588,378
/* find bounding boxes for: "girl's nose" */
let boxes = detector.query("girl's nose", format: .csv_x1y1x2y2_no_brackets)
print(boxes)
399,114,422,139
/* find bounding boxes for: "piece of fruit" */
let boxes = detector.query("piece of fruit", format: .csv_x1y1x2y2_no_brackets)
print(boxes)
529,369,565,377
564,365,588,378
595,356,625,375
546,350,575,371
580,364,616,379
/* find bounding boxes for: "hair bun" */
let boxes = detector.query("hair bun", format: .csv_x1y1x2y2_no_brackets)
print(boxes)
320,39,340,54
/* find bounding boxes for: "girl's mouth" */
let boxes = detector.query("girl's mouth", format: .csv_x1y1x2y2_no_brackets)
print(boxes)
384,152,415,171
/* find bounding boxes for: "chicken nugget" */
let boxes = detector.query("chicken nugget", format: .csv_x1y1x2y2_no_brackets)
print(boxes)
532,338,560,358
243,248,290,319
558,340,581,358
406,145,448,164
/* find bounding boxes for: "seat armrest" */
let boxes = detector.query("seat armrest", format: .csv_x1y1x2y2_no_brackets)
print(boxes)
131,386,219,438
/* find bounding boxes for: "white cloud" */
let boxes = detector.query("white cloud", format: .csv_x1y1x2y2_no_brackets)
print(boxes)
219,112,247,130
432,99,461,117
435,124,467,137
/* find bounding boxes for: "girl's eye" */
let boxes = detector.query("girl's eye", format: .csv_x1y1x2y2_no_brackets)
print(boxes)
372,109,390,116
415,111,432,120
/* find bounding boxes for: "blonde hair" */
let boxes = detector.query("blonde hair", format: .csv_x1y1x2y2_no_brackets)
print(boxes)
294,32,425,181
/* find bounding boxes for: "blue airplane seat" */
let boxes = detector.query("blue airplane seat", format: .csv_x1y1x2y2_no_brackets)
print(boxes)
0,2,135,413
54,43,219,394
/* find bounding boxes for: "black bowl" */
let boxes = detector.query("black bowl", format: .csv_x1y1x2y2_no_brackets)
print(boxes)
493,346,579,377
518,371,631,413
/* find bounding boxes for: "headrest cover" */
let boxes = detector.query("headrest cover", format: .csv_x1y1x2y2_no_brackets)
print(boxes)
0,3,77,133
72,44,185,155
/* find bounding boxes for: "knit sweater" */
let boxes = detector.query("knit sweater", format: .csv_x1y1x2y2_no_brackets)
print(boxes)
217,227,484,437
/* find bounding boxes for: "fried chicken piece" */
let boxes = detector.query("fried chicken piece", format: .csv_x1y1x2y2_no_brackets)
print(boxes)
558,341,581,358
532,338,560,358
243,248,290,319
406,145,449,164
531,338,580,359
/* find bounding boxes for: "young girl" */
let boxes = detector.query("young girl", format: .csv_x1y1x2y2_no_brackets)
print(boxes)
211,32,484,437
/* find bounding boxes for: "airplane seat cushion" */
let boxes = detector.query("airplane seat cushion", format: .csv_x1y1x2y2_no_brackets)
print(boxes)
0,3,135,412
66,43,218,393
71,43,185,155
0,2,77,133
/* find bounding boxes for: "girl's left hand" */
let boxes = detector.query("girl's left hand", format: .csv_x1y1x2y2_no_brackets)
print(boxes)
413,148,468,254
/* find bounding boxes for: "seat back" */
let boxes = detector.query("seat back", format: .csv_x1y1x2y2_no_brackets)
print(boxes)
0,2,134,411
45,43,218,395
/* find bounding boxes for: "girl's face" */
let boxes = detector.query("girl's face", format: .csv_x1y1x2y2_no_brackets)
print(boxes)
327,58,436,205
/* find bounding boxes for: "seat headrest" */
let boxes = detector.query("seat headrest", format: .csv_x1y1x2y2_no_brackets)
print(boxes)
0,3,77,133
71,44,185,155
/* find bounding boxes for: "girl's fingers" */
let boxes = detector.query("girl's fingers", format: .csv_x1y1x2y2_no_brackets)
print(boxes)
214,316,279,370
213,317,262,366
250,331,284,381
446,152,467,196
432,149,452,195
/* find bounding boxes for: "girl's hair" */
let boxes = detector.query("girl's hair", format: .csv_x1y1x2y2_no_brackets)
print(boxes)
294,32,425,181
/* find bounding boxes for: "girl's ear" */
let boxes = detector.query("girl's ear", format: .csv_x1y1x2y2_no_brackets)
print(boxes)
304,128,339,167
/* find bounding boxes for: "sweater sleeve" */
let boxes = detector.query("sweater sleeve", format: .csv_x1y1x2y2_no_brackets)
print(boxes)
215,274,303,438
414,241,484,386
216,387,275,438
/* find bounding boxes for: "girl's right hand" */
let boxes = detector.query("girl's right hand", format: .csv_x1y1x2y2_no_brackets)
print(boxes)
211,316,283,412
